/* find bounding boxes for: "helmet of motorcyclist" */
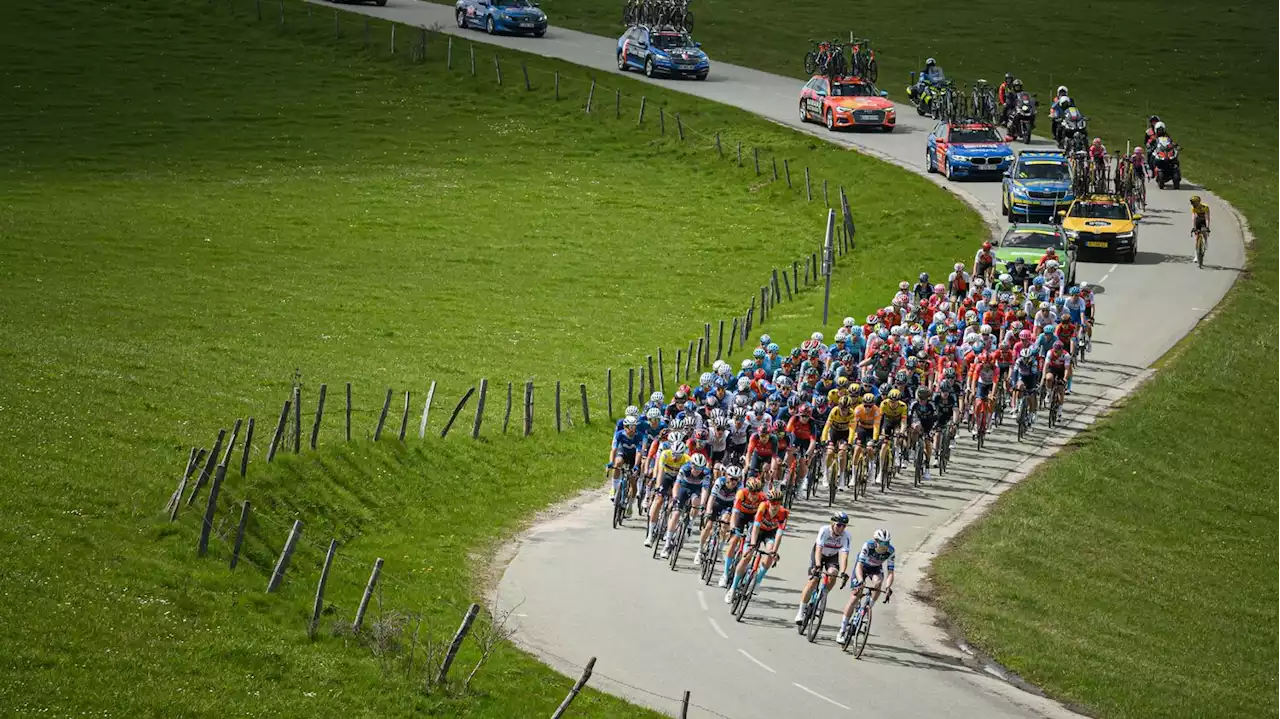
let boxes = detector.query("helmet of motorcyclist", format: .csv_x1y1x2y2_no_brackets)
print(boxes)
1149,114,1160,123
1056,85,1068,96
1154,121,1167,135
925,57,936,67
1012,79,1023,91
1004,72,1013,83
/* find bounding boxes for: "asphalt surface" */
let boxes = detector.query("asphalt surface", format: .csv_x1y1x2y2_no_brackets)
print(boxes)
306,2,1247,716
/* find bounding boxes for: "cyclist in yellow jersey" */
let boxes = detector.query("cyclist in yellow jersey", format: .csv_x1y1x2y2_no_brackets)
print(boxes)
1189,195,1210,254
646,432,689,548
878,389,910,471
826,375,851,407
821,395,856,487
849,394,881,485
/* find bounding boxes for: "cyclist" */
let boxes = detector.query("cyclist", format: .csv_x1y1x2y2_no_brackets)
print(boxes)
836,528,896,644
877,388,909,468
1189,195,1210,254
967,351,1000,438
849,393,880,486
783,404,817,494
1041,340,1072,407
794,511,852,625
696,465,742,566
820,394,857,487
1012,348,1040,424
645,432,689,548
607,416,645,504
661,453,710,560
724,486,788,604
972,241,996,282
719,476,767,588
744,424,779,485
905,387,940,481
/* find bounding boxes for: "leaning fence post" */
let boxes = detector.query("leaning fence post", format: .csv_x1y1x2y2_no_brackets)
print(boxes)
728,317,739,356
638,367,645,402
657,349,666,393
436,603,480,685
166,448,200,517
784,159,792,188
637,96,646,124
647,355,656,394
550,657,597,719
352,557,384,633
398,390,411,442
197,453,231,557
737,142,742,166
615,88,621,118
240,417,254,477
696,337,704,371
267,520,303,593
606,369,614,419
189,429,227,506
373,388,393,440
783,267,793,300
554,71,560,100
522,62,531,90
715,132,722,157
345,382,352,442
703,323,712,365
680,690,691,718
675,349,683,385
494,54,502,85
309,383,327,450
685,340,694,379
754,147,760,175
585,80,595,112
472,378,488,439
659,107,665,135
419,380,437,438
793,261,799,295
823,179,829,206
229,500,251,570
523,381,534,436
555,381,563,432
390,24,395,53
772,157,778,181
292,386,301,453
675,113,684,140
503,381,514,433
440,386,476,438
308,538,338,639
579,383,590,424
772,268,782,303
447,36,453,69
805,166,812,201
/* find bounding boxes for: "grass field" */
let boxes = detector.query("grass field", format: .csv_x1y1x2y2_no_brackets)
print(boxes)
0,1,987,716
536,0,1278,715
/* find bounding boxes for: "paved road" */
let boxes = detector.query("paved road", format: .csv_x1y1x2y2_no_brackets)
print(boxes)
309,2,1246,716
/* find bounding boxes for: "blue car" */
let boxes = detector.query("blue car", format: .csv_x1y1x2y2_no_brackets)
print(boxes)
925,120,1014,180
455,0,547,37
616,25,709,80
1001,150,1075,221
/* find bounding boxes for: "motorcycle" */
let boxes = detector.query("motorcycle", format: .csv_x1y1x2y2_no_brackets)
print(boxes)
907,71,950,117
1152,141,1182,190
1058,109,1088,152
1007,92,1036,143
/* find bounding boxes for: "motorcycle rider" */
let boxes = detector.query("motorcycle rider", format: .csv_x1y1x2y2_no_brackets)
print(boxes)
1145,119,1172,174
997,73,1015,106
1049,86,1071,139
910,57,945,101
1143,115,1162,148
1000,78,1021,125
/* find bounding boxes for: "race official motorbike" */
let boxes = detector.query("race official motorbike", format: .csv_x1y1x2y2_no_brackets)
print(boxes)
1058,109,1088,152
1152,140,1182,190
907,72,951,117
1007,92,1036,143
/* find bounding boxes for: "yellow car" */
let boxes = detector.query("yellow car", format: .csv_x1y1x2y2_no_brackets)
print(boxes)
1057,194,1143,263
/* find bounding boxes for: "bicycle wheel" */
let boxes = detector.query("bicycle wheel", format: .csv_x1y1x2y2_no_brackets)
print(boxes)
913,442,923,487
878,445,891,492
828,459,838,506
681,10,693,30
938,433,949,474
1016,400,1027,442
734,564,757,621
867,58,878,83
651,503,669,559
1196,234,1205,268
853,602,873,658
612,480,625,529
839,597,862,651
806,588,827,643
668,517,685,571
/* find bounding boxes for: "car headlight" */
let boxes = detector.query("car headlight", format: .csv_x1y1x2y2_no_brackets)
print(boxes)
1064,229,1079,239
835,107,852,114
1115,231,1135,239
1003,154,1015,162
952,155,967,163
1010,185,1028,197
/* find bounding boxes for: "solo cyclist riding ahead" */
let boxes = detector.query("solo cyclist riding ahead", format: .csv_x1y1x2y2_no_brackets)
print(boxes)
1189,195,1210,253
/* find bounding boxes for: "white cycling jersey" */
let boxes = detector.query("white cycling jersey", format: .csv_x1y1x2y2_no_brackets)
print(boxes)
708,424,729,452
815,525,852,558
727,419,751,445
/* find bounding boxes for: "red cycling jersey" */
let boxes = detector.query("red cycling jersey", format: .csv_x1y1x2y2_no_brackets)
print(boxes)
785,416,814,442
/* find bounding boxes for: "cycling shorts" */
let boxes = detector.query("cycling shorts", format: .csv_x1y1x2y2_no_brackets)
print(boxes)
657,472,678,497
710,448,727,465
1047,364,1067,381
809,552,841,575
913,416,937,434
828,427,851,445
854,426,875,445
881,418,902,437
749,453,774,474
730,509,754,537
855,562,884,582
1193,214,1209,232
975,380,995,401
617,448,637,465
749,526,779,550
675,483,703,510
709,496,734,518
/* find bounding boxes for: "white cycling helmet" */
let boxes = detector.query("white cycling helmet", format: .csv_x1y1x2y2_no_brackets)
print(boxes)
650,391,664,403
873,528,891,543
646,407,662,421
741,359,753,370
622,416,638,427
689,453,708,468
625,405,640,417
811,332,824,342
843,316,856,328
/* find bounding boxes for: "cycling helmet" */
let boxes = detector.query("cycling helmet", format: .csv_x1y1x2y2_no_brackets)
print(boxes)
797,403,812,417
646,407,662,422
1053,340,1064,350
1091,137,1102,146
916,387,930,400
953,262,964,271
1154,121,1166,133
667,432,686,445
973,276,986,287
1149,114,1159,123
767,487,784,502
861,393,875,404
1056,85,1068,96
873,528,891,544
760,334,772,346
919,272,929,282
753,369,767,381
1054,296,1066,307
767,342,780,353
980,324,993,335
753,348,766,359
622,416,638,428
746,477,763,492
689,453,708,468
741,359,753,371
725,466,744,479
736,377,750,391
1020,348,1034,359
905,357,918,368
684,401,697,413
888,389,902,401
944,367,957,378
812,332,825,343
1190,195,1202,204
752,401,766,414
831,511,850,525
674,390,687,402
625,405,640,418
1032,276,1046,286
894,370,909,382
999,273,1012,284
982,241,993,251
1042,325,1054,335
898,280,910,291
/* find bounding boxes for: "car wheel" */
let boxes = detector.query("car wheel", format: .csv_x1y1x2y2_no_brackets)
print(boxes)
926,147,937,173
644,57,656,78
535,29,545,37
882,125,895,133
696,73,707,81
617,52,628,71
799,102,808,124
456,9,466,27
826,111,835,131
486,15,495,34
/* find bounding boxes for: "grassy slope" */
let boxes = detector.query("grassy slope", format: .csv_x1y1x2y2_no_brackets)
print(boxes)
535,0,1278,715
0,1,986,716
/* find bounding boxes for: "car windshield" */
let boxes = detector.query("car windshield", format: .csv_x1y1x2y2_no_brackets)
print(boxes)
922,67,945,81
831,82,877,97
495,0,533,6
950,127,1003,143
1001,231,1062,250
1070,202,1130,220
652,33,693,49
1015,162,1069,181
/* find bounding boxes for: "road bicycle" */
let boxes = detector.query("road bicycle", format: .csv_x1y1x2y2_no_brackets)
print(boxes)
840,584,893,658
700,517,731,585
804,38,847,77
848,37,877,82
1193,226,1210,269
804,443,827,502
1015,389,1032,442
609,463,639,529
1045,375,1065,428
852,442,872,499
650,489,672,560
664,499,696,570
797,567,846,642
973,395,990,450
730,548,777,622
877,435,893,492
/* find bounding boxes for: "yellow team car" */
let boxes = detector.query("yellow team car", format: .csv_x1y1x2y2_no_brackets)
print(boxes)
1057,194,1143,263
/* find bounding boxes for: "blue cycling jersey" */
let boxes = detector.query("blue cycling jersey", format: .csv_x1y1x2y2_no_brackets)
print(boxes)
676,464,710,490
1064,297,1086,324
856,540,896,570
709,476,738,503
612,429,645,452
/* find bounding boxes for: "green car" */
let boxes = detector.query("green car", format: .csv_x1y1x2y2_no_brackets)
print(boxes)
995,222,1077,285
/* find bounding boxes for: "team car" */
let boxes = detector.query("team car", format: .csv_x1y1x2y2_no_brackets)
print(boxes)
1001,150,1074,221
798,75,895,132
925,121,1014,179
1058,194,1143,263
455,0,547,37
616,26,709,80
995,223,1077,285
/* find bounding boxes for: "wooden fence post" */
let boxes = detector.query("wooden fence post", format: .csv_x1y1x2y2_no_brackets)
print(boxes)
638,367,645,400
737,142,742,166
554,71,559,100
555,381,562,433
675,113,684,140
657,349,666,393
551,657,597,719
196,454,230,557
606,369,613,419
503,381,514,433
685,340,694,379
419,380,437,438
715,132,722,157
716,320,725,360
728,318,739,356
696,338,704,372
637,96,646,124
675,349,683,384
166,447,199,515
187,429,226,506
627,368,635,407
703,323,712,365
309,383,327,450
793,261,799,295
436,603,480,685
585,80,595,112
267,520,303,593
229,500,251,570
494,54,502,85
772,157,778,181
659,107,665,135
240,417,254,477
783,267,793,300
352,557,383,633
373,388,393,441
345,382,352,442
170,448,205,521
292,386,301,453
772,268,782,303
447,36,453,69
647,355,656,394
680,690,691,718
308,539,338,639
472,378,488,439
615,88,620,118
805,166,812,201
823,179,829,206
522,62,531,90
523,381,534,436
579,383,590,424
784,159,792,188
390,24,395,54
398,390,411,442
754,147,760,175
470,43,476,76
440,386,476,438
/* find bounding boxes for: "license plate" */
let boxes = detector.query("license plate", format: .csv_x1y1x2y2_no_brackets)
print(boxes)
1086,241,1108,248
519,22,533,27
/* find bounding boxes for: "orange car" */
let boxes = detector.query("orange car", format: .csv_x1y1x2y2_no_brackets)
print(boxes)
798,75,896,132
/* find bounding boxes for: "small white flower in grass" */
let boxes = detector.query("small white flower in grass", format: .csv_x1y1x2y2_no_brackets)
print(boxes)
303,692,316,698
